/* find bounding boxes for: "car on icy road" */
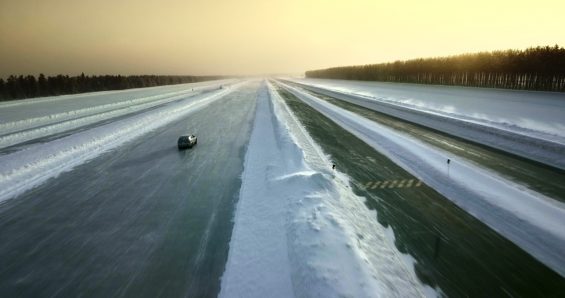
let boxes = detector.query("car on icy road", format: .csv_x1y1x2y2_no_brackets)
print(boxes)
178,135,197,149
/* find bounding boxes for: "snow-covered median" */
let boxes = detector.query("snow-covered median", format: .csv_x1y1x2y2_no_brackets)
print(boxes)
220,81,436,297
280,82,565,277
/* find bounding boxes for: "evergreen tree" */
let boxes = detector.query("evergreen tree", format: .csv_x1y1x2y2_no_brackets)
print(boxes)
38,73,48,96
0,74,224,101
0,78,6,100
306,45,565,92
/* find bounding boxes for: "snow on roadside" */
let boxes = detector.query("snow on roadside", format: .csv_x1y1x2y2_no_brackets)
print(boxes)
289,80,565,170
0,83,243,203
289,78,565,145
220,81,436,297
280,82,565,277
0,79,234,111
0,88,196,135
0,89,207,148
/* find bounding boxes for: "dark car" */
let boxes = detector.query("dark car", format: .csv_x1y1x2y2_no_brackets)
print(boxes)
178,135,197,149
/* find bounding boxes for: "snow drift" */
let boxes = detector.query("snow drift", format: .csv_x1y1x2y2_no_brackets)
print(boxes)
220,81,436,297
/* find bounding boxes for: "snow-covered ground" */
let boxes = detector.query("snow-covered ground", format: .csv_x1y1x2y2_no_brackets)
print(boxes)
289,78,565,142
280,82,565,277
287,78,565,169
220,81,437,297
0,79,234,124
0,80,233,149
0,83,241,203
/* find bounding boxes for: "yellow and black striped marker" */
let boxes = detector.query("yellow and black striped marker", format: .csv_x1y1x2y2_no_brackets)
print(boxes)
361,179,423,190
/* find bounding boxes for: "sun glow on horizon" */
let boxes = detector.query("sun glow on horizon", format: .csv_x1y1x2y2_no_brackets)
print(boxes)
1,0,564,77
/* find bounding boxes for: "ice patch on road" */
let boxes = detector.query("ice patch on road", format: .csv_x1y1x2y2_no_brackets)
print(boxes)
220,81,436,297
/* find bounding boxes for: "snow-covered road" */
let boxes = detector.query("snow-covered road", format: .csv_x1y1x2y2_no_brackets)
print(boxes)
0,80,233,149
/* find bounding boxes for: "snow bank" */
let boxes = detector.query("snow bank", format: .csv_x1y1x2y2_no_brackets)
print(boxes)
220,81,435,297
0,84,242,203
280,82,565,277
0,79,233,111
0,89,196,135
290,78,565,140
288,78,565,169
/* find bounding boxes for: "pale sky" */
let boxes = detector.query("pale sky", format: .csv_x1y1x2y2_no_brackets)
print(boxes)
1,0,564,77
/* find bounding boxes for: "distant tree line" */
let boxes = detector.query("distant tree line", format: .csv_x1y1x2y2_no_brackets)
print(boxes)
0,74,225,101
305,45,565,92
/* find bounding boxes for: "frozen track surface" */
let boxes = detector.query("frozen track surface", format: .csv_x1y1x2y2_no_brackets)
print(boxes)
0,82,258,297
